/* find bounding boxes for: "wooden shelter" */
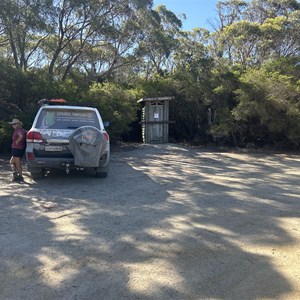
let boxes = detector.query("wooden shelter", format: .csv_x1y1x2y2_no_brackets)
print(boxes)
137,96,174,143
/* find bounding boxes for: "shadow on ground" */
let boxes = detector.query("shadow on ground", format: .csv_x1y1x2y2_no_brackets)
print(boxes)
0,144,299,299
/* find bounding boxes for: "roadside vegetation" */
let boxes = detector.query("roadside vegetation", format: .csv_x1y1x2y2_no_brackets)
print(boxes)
1,0,300,152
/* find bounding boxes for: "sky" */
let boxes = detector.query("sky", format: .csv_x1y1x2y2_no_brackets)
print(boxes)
153,0,219,31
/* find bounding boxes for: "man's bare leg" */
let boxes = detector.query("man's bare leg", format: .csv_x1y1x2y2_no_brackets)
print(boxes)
10,156,22,180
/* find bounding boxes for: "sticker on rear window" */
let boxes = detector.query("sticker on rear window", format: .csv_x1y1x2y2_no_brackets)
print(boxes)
38,110,99,129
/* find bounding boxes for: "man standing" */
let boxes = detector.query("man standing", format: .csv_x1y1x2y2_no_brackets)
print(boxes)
8,119,27,181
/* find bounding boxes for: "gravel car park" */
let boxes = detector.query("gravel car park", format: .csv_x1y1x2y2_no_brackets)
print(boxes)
1,144,300,299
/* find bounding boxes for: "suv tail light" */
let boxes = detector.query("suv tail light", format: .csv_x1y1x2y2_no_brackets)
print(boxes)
103,132,109,142
27,131,44,143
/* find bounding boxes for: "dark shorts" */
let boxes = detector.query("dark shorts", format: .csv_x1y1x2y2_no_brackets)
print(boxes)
12,148,25,158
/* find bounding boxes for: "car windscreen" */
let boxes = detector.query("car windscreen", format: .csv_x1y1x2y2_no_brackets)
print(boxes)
36,109,100,130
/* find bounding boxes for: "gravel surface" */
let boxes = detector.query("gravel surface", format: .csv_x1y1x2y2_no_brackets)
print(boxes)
0,143,299,300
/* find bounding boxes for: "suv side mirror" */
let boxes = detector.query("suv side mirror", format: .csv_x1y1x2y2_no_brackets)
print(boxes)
103,121,110,128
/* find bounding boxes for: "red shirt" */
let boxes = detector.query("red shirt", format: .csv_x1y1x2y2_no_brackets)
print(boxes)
12,128,26,149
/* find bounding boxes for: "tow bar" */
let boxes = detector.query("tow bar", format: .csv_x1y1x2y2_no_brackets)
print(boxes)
65,162,70,174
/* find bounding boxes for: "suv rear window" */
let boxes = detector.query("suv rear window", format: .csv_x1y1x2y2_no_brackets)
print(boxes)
36,108,100,129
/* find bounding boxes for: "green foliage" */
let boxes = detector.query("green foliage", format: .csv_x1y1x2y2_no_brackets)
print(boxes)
135,75,177,98
209,107,237,145
1,0,300,152
233,64,300,146
87,82,140,142
0,121,12,153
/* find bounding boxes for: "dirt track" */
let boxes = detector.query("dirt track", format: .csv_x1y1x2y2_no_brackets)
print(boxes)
0,143,300,300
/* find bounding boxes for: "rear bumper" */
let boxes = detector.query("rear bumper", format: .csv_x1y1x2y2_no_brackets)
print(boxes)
26,150,110,171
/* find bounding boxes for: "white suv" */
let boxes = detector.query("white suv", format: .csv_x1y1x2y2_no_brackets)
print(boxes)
26,100,110,179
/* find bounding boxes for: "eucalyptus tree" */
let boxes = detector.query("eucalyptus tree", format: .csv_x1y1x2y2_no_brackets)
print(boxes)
0,0,52,71
214,0,248,30
244,0,300,23
167,28,217,143
134,4,183,79
0,0,154,80
45,0,154,80
259,11,300,60
214,0,300,27
74,0,154,82
173,28,214,108
211,0,300,66
174,28,210,72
